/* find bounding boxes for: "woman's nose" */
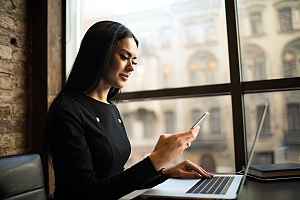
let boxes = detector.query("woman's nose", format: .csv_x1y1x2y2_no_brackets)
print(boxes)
125,61,134,72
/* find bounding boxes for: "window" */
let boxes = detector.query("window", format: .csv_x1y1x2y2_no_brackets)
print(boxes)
287,103,300,133
250,11,263,35
283,51,297,77
66,0,300,171
185,21,200,45
282,38,300,78
241,44,266,81
253,53,266,80
244,91,300,165
137,108,157,139
257,104,271,135
203,18,216,42
210,107,221,135
188,52,218,85
118,96,235,171
279,8,293,32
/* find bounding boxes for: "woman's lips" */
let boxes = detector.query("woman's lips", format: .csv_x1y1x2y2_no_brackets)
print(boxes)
120,74,129,81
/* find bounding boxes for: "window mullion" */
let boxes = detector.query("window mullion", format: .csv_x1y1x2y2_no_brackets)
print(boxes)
225,0,247,171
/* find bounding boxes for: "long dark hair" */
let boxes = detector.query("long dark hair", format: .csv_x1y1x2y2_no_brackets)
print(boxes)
62,20,139,99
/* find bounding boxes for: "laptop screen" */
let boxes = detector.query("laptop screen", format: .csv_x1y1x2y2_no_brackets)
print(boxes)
237,102,268,196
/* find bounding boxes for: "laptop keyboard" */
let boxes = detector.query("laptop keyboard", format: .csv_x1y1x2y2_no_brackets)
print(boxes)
186,176,234,195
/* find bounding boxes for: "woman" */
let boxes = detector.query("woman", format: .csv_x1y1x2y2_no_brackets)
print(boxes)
45,20,212,200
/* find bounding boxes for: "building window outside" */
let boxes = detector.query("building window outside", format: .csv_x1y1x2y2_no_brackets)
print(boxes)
283,51,297,77
185,20,200,44
257,104,271,135
210,107,221,135
250,11,263,35
241,44,266,81
287,103,300,133
279,8,293,32
188,52,217,85
253,53,266,80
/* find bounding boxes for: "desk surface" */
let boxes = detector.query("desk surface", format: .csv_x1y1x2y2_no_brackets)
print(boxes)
132,177,300,200
236,177,300,200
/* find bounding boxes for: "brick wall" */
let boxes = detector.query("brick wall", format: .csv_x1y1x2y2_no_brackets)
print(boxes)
0,0,32,155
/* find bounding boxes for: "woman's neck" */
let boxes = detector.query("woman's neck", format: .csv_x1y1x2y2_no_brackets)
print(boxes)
87,87,110,104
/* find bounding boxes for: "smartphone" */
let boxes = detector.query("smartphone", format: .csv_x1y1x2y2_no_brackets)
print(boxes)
191,111,210,129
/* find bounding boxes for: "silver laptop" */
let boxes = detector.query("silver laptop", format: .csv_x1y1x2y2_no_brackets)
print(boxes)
141,102,269,199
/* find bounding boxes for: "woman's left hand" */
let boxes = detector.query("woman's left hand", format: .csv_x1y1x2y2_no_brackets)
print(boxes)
161,160,214,179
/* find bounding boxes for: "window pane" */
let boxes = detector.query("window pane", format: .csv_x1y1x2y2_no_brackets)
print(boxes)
75,0,230,92
244,91,300,165
117,96,235,173
237,0,300,81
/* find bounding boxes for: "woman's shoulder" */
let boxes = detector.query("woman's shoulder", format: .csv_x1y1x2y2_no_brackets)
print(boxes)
49,92,84,113
52,91,78,104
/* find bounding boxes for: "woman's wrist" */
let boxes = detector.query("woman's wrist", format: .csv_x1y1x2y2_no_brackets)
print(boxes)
160,168,171,178
149,152,164,171
158,168,164,175
160,168,167,175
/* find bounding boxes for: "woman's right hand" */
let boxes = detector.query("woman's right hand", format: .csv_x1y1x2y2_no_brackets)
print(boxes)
149,126,200,171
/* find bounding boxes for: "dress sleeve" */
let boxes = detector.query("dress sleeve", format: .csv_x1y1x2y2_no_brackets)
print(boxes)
45,95,167,199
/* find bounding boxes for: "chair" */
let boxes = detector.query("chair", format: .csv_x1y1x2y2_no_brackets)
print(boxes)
0,153,47,200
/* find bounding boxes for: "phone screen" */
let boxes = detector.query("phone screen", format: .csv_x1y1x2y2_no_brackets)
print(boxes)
191,111,210,129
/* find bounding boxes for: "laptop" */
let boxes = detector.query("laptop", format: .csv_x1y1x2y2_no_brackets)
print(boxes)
140,102,269,200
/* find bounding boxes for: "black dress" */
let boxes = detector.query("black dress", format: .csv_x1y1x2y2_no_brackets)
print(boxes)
45,92,168,200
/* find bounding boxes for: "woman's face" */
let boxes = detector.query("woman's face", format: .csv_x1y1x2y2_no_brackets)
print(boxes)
102,37,138,89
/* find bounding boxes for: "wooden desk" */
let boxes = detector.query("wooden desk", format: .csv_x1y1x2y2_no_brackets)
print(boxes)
237,177,300,200
133,177,300,200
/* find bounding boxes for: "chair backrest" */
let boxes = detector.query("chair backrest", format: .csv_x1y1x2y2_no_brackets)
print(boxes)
0,154,47,200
